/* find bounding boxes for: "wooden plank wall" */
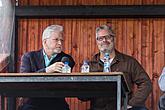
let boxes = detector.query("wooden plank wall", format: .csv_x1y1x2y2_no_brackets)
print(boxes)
16,0,165,110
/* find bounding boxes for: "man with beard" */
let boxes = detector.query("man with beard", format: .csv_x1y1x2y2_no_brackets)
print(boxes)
80,24,152,110
19,25,75,110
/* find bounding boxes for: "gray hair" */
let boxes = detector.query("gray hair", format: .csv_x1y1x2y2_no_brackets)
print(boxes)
42,25,63,41
96,24,115,39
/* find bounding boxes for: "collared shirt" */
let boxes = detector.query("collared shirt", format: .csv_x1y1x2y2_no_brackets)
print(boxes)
158,67,165,92
100,57,114,65
43,51,57,67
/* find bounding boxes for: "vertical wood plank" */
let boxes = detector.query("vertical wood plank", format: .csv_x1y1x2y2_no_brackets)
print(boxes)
126,19,134,56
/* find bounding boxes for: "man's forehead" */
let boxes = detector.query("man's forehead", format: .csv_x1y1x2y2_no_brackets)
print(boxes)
97,29,115,37
51,31,62,35
50,32,63,37
98,30,109,36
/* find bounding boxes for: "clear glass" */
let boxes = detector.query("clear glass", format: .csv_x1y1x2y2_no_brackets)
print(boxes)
81,60,90,73
62,62,71,73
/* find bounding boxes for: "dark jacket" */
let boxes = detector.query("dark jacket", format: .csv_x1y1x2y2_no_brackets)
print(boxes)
19,49,75,110
20,49,75,73
88,50,152,110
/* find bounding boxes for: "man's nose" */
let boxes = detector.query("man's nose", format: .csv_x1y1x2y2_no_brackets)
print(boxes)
102,37,107,41
57,40,62,45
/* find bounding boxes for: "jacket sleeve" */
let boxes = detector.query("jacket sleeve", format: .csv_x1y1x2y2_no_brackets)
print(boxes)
158,67,165,92
128,59,152,106
20,53,46,73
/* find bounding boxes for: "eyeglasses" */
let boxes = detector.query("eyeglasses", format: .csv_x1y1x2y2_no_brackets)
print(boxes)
96,35,114,41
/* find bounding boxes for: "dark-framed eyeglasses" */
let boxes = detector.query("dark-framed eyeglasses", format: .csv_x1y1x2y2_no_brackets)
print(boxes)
96,35,114,41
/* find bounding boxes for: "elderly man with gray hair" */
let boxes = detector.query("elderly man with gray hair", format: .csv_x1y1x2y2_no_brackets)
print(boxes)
19,25,75,110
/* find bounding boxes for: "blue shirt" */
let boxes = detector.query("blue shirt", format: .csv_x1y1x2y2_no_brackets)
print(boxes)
43,51,57,67
158,67,165,92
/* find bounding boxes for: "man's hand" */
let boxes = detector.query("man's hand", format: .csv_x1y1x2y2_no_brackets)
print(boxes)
45,62,64,73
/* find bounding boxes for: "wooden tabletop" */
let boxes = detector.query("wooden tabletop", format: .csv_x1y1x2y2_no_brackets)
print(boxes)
0,72,123,76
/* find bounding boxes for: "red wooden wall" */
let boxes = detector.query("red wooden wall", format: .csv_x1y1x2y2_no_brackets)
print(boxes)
16,0,165,110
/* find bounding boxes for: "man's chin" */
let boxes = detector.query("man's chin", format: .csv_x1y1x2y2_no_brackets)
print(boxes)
100,49,112,53
53,49,62,54
101,48,110,52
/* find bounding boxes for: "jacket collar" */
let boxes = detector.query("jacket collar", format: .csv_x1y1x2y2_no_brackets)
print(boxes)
36,49,45,68
37,49,65,67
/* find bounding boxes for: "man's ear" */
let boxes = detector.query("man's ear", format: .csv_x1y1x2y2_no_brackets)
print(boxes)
96,39,99,45
43,39,46,44
42,39,47,47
